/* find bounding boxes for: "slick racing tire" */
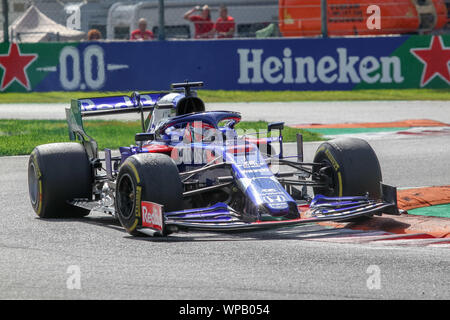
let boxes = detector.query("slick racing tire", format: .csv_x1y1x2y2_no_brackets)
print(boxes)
28,143,93,218
115,153,183,236
312,137,382,200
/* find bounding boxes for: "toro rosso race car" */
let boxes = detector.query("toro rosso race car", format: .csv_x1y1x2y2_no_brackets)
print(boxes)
28,81,399,237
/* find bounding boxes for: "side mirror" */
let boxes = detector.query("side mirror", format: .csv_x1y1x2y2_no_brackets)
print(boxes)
135,132,155,142
268,122,284,132
267,122,284,159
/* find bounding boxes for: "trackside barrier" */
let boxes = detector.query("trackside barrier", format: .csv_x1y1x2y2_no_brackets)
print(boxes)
0,35,448,92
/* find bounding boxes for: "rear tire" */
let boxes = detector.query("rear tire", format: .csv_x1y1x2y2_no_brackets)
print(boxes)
28,143,93,218
115,153,183,236
313,137,382,199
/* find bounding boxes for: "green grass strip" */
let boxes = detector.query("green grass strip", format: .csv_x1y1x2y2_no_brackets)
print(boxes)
407,204,450,219
0,119,324,156
0,88,449,104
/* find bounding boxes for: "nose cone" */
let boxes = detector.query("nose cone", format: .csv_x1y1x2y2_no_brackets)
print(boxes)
262,198,299,218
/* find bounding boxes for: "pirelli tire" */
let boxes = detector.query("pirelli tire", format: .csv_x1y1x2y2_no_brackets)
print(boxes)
115,153,183,236
313,137,382,200
27,143,93,218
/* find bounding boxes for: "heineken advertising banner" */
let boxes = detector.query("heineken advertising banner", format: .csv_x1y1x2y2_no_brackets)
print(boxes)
0,35,448,92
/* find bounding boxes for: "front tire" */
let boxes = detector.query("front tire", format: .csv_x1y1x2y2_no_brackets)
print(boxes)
115,153,183,236
28,143,93,218
313,137,382,199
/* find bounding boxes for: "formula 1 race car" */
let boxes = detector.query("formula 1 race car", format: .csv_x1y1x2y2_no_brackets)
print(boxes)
27,81,399,237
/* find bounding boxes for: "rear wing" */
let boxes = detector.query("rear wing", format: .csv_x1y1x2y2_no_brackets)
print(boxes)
65,92,174,160
76,93,167,117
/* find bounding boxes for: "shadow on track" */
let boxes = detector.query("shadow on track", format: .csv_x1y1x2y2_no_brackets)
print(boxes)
38,213,411,243
37,213,372,243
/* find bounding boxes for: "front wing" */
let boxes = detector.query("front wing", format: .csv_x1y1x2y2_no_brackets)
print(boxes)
137,184,399,236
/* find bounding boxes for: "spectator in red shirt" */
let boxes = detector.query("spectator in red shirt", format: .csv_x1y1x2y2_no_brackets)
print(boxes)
183,5,214,39
130,18,155,41
215,5,235,38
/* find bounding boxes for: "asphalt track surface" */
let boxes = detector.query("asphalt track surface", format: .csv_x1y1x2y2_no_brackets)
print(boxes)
0,101,449,299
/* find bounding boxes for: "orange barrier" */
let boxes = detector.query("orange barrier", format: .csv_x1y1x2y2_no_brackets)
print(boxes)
279,0,448,37
397,186,450,211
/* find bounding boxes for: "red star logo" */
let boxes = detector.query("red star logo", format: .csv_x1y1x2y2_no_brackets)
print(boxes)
0,43,37,91
410,36,450,87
